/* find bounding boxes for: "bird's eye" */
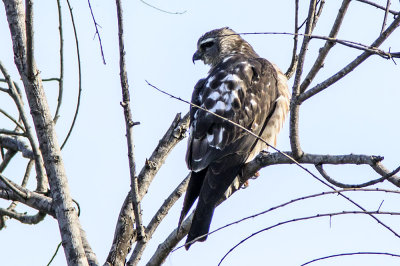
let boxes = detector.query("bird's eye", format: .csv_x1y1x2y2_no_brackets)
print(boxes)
200,41,214,50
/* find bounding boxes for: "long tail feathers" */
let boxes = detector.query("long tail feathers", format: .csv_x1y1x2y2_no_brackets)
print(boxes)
183,155,244,249
185,200,215,250
178,169,207,228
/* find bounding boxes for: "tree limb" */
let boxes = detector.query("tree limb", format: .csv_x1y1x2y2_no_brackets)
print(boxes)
3,1,91,264
105,113,189,265
298,12,400,103
116,0,145,244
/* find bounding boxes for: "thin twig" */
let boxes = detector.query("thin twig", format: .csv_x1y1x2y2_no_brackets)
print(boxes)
312,0,325,31
0,108,25,131
174,188,400,252
139,0,186,15
299,13,400,102
47,242,62,266
381,0,391,34
300,0,352,93
61,0,83,150
42,78,61,82
354,0,398,15
284,0,299,79
53,0,64,123
301,251,400,266
316,164,400,188
116,0,146,243
231,32,400,60
88,0,106,64
218,210,400,265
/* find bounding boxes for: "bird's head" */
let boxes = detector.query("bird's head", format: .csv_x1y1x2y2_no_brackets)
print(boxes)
192,27,258,67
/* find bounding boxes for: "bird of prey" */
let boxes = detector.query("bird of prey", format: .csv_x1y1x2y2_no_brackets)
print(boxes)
179,27,290,249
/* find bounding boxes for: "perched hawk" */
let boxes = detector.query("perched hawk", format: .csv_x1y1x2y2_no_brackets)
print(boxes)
179,27,290,249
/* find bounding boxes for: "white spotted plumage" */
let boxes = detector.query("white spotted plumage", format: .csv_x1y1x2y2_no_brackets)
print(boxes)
181,27,290,250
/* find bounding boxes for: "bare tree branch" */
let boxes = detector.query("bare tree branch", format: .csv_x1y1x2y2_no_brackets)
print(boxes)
139,0,186,15
290,0,319,158
0,158,34,229
104,196,135,266
301,251,400,266
0,149,17,172
372,162,400,187
176,188,400,252
128,175,190,265
299,13,400,103
316,163,400,188
105,112,189,265
284,0,299,79
0,187,54,217
88,0,106,64
0,134,34,159
0,207,46,224
381,0,391,34
354,0,398,15
138,112,189,196
219,210,400,265
0,60,47,191
61,0,83,150
0,107,25,131
146,213,193,266
53,0,64,123
116,0,145,245
0,172,27,199
300,0,352,93
3,1,91,264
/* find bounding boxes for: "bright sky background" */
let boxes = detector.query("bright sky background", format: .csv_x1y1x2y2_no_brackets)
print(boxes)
1,0,400,265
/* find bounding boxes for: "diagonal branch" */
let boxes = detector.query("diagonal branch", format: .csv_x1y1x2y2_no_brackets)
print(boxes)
105,112,189,265
298,12,400,103
300,0,352,93
128,175,190,265
0,60,47,192
218,210,400,265
354,0,398,15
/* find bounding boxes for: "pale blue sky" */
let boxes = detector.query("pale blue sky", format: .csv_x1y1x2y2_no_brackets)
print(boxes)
1,0,400,265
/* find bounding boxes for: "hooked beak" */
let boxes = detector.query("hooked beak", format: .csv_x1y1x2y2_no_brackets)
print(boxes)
192,50,202,64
